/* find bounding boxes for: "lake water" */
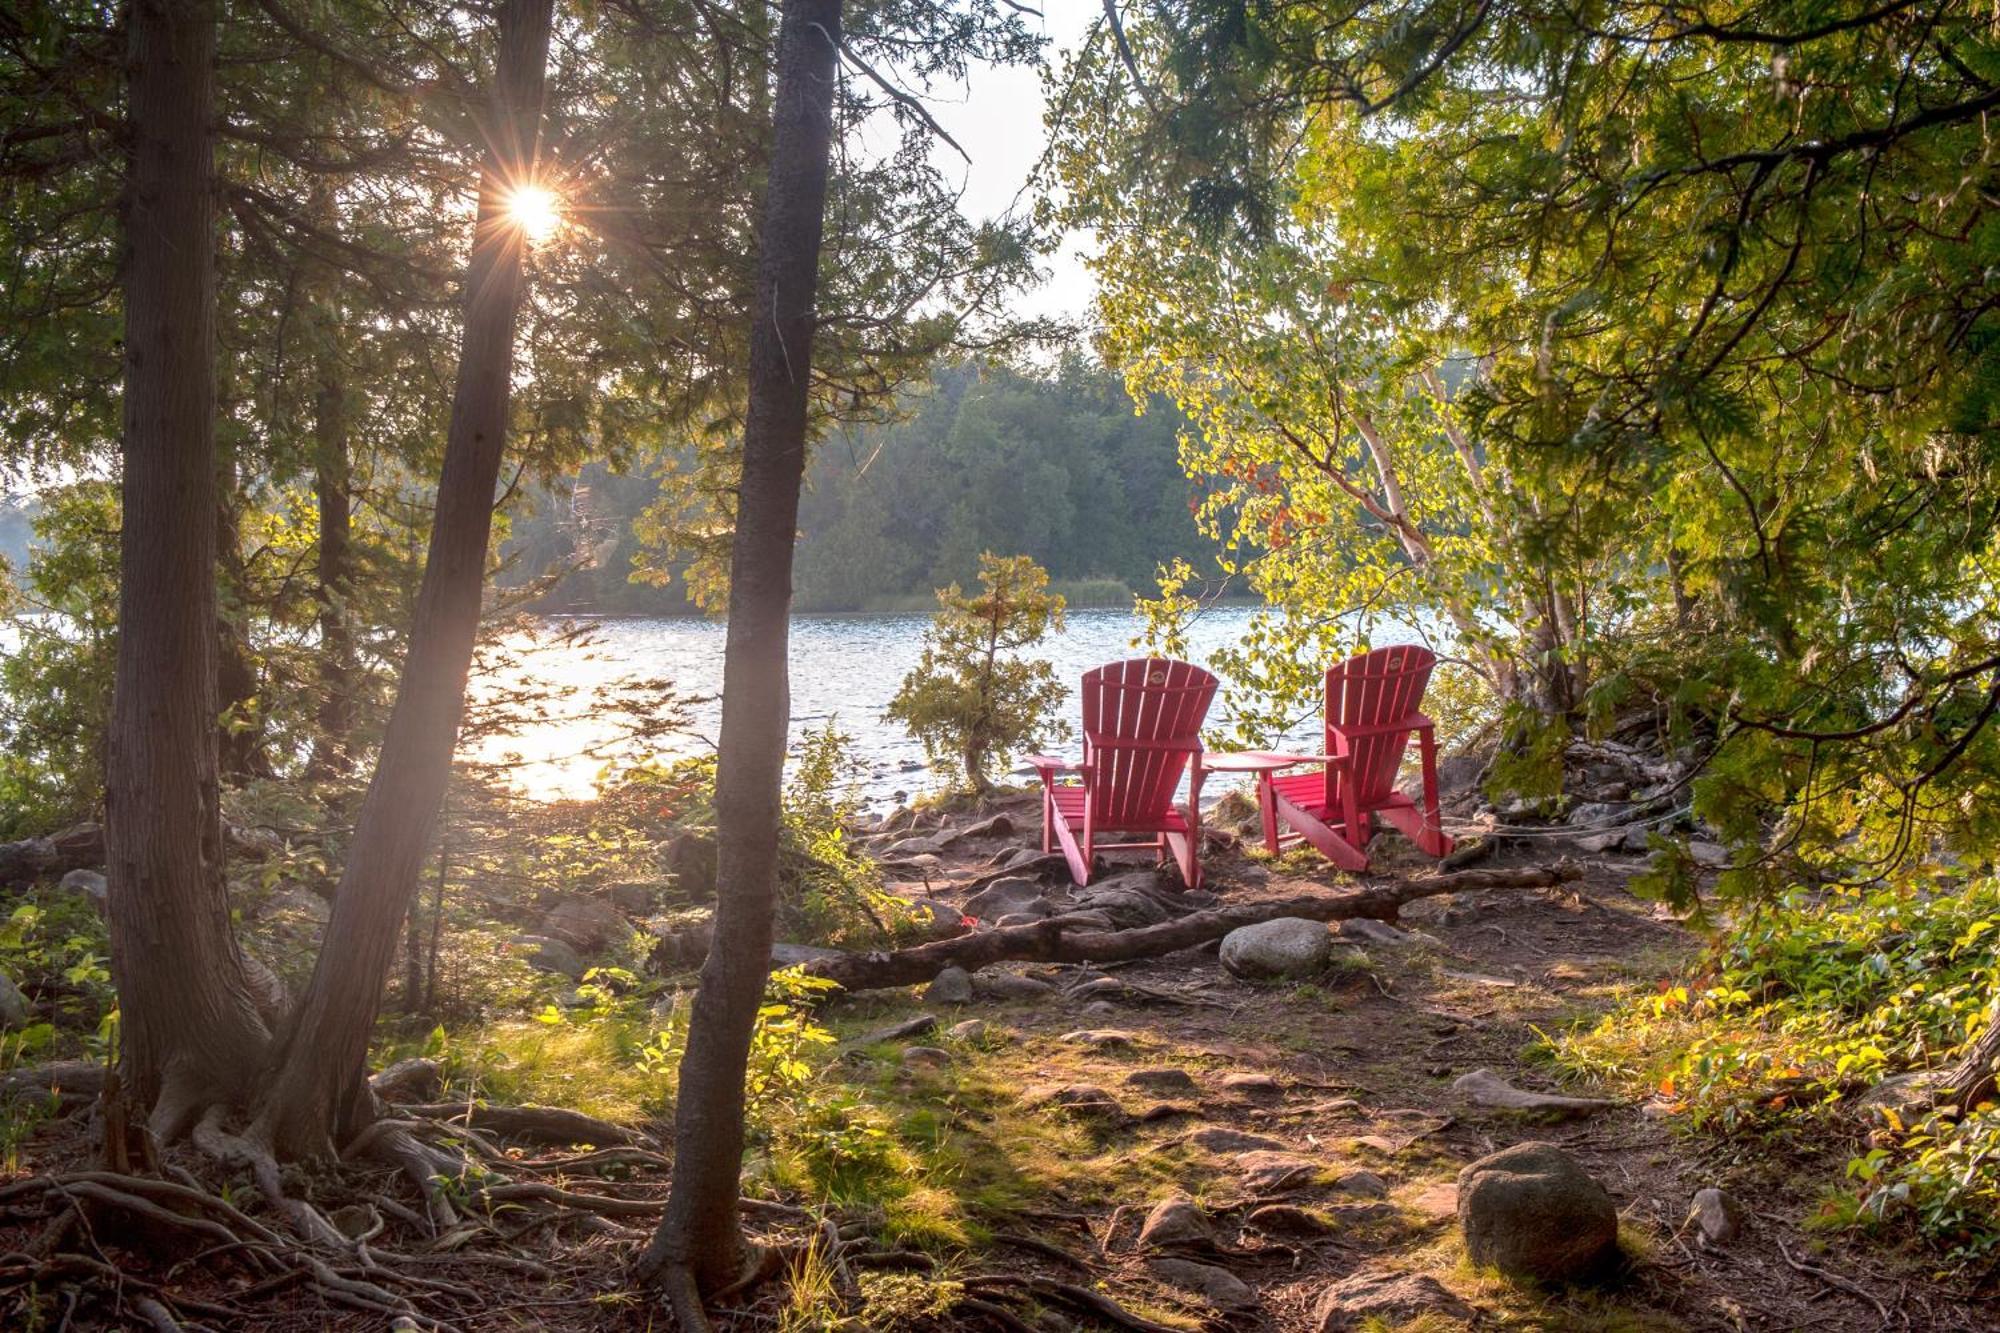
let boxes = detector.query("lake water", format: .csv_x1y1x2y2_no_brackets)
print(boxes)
468,605,1351,808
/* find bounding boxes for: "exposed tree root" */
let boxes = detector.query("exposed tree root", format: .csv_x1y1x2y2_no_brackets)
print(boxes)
804,863,1581,990
400,1099,651,1146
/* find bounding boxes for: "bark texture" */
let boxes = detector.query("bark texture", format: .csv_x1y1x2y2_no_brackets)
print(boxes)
251,0,555,1159
638,0,843,1305
104,0,274,1136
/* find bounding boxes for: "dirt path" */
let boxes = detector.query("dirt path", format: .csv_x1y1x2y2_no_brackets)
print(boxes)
824,807,1989,1332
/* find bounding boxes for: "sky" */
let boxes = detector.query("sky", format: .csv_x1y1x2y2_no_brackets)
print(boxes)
894,2,1102,326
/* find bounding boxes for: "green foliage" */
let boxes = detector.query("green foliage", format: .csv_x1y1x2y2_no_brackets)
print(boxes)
886,553,1071,793
0,887,115,1067
1555,874,2000,1259
0,483,119,836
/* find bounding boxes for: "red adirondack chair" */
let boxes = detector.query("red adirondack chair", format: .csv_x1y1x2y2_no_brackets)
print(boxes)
1028,658,1219,888
1254,645,1454,872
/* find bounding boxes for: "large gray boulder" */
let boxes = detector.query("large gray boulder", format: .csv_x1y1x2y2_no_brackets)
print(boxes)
1457,1142,1618,1282
664,829,717,899
1219,917,1333,980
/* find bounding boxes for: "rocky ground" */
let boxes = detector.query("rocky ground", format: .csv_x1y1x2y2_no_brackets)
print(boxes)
804,788,1990,1332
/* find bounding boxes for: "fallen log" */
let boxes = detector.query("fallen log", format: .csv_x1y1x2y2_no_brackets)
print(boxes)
0,823,104,887
802,863,1580,992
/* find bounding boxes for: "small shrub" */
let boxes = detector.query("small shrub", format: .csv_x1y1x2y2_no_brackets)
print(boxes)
886,552,1070,793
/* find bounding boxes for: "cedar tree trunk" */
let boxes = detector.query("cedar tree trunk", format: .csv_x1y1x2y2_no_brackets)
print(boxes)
250,0,555,1159
637,0,842,1306
104,0,274,1137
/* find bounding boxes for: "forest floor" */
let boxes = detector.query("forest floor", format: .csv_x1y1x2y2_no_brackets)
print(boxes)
782,800,1993,1333
2,795,1991,1330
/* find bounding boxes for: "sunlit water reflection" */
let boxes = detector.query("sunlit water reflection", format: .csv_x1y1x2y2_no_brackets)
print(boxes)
466,606,1427,809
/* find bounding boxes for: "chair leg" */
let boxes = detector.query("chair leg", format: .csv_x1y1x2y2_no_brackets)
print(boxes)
1272,789,1369,872
1416,729,1453,857
1257,774,1281,855
1040,783,1054,855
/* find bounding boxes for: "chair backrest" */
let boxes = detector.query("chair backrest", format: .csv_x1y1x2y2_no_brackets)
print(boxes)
1325,644,1437,808
1079,658,1218,827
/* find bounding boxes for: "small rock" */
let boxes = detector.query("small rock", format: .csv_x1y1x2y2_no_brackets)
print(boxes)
1189,1126,1290,1153
947,1018,991,1042
1219,917,1334,980
1687,840,1729,868
0,970,31,1028
1566,801,1627,827
1221,1072,1282,1095
1025,1084,1128,1125
259,884,331,923
973,972,1056,1000
1572,830,1629,855
328,1203,382,1240
510,934,585,979
770,941,847,966
543,896,627,952
1246,1203,1333,1237
1453,1068,1616,1118
664,829,717,899
963,877,1047,920
1312,1271,1475,1331
1236,1151,1321,1192
59,868,108,912
882,836,947,858
1139,1101,1199,1122
924,966,974,1005
1136,1197,1213,1249
1854,1070,1944,1120
1334,1169,1392,1199
901,1046,951,1070
959,812,1016,840
607,880,662,913
1457,1141,1618,1282
898,898,972,942
1126,1067,1198,1095
1335,918,1408,945
1146,1257,1255,1308
847,1014,938,1047
1060,1028,1136,1048
1690,1187,1742,1245
1080,1000,1119,1019
1073,876,1175,926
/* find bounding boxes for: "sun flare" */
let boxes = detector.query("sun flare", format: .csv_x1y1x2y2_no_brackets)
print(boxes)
504,183,562,244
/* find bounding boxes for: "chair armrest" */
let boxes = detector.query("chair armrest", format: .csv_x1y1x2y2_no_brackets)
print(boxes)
1027,754,1089,775
1329,713,1435,740
1259,752,1354,768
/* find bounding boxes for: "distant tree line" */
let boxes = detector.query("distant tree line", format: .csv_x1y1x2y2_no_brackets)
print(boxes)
499,356,1217,614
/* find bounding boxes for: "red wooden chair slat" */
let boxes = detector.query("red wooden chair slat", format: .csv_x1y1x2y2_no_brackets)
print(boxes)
1261,645,1454,873
1031,658,1218,888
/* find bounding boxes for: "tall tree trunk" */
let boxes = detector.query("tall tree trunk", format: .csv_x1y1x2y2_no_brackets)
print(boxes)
637,0,842,1314
105,0,272,1139
250,0,555,1160
306,181,357,780
308,371,355,778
